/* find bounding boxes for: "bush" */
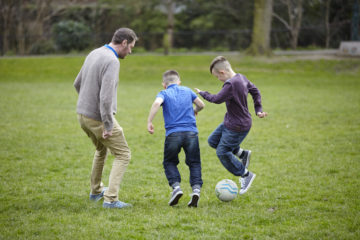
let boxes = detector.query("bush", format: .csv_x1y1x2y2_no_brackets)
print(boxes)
52,20,92,52
29,40,56,55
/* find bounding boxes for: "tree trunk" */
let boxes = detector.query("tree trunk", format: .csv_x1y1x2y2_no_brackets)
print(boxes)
351,0,359,40
325,0,331,48
164,0,174,55
246,0,273,56
16,1,26,54
287,0,303,49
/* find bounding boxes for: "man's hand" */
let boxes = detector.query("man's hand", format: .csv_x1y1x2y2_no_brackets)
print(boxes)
257,112,268,118
194,88,202,94
147,122,154,134
103,130,113,139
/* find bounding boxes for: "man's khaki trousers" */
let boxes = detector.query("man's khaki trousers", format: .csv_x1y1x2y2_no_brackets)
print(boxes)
77,114,131,202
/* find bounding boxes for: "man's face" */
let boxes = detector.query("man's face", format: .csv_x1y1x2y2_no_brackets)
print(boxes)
118,40,136,59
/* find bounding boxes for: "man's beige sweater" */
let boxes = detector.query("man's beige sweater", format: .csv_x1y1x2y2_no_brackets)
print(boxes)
74,46,120,131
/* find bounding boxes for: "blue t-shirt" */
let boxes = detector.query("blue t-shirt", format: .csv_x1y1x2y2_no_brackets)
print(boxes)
156,84,198,136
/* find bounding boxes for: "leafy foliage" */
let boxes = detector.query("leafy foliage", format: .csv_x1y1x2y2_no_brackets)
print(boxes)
52,20,92,52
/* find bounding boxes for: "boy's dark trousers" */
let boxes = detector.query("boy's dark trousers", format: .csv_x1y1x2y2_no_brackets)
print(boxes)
163,131,203,188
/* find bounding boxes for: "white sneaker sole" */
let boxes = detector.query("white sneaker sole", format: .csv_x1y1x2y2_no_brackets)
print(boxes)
169,191,183,206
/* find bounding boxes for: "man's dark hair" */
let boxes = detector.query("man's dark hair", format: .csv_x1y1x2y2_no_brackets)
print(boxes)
112,28,138,44
209,56,228,73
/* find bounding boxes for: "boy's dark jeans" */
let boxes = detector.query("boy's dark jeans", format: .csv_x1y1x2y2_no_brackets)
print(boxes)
208,122,249,176
163,131,203,188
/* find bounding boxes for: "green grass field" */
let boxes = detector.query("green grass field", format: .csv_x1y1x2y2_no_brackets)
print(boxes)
0,54,359,239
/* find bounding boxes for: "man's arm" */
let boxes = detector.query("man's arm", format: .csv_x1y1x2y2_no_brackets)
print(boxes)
147,97,164,134
193,97,205,115
100,60,119,138
74,68,82,94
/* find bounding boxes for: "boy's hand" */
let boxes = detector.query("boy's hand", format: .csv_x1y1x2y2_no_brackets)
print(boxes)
257,112,268,118
194,88,202,94
147,122,155,134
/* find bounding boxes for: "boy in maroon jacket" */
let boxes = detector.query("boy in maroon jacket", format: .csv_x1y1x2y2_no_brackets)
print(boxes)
195,56,267,195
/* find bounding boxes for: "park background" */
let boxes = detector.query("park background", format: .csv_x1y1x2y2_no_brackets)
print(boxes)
1,0,360,239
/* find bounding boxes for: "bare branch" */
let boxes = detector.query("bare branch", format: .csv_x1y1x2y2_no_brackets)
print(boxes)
272,12,291,30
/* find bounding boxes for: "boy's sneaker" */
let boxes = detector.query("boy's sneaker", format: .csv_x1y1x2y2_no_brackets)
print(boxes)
239,150,251,169
239,171,256,195
103,201,132,209
89,187,108,202
188,189,200,208
169,187,183,206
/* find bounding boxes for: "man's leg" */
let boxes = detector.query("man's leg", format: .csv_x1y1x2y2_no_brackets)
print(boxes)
77,114,107,195
103,118,131,203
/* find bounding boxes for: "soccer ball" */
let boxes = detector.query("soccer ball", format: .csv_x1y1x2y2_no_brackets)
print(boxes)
215,179,238,202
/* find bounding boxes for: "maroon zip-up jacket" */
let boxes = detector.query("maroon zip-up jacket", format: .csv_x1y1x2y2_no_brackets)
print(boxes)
199,73,263,132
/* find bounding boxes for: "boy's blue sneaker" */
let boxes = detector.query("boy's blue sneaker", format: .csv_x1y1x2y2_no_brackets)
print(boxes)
103,201,132,209
89,187,108,202
169,187,183,206
240,150,251,169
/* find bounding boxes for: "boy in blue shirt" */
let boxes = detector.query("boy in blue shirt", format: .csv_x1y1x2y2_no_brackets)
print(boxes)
147,70,205,207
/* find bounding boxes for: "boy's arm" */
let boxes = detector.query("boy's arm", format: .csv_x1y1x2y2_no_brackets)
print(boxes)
193,97,205,115
248,81,268,118
147,97,164,134
194,83,232,104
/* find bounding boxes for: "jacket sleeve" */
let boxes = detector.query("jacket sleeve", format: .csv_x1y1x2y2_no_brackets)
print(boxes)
248,80,263,114
199,82,233,104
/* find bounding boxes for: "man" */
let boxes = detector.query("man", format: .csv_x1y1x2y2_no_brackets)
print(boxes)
74,28,138,209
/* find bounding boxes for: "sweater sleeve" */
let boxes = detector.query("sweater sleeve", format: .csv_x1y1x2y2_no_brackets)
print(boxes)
248,80,263,114
74,67,82,94
100,60,119,131
199,82,233,104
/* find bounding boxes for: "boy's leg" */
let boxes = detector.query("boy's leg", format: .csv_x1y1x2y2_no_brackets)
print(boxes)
183,132,203,189
216,128,249,176
208,123,225,149
163,132,184,206
183,132,202,207
163,132,183,187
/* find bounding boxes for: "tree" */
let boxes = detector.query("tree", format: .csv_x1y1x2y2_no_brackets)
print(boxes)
163,0,175,55
273,0,303,49
246,0,273,55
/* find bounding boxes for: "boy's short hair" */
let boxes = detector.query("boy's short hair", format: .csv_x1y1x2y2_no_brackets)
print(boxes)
163,70,180,86
210,56,232,73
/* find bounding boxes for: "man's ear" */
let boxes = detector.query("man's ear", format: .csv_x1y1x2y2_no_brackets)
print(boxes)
121,39,128,46
162,82,167,89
